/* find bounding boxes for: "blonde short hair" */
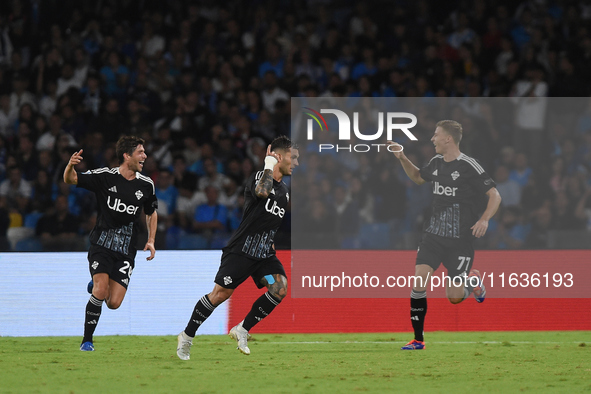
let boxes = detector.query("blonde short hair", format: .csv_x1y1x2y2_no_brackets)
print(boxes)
436,120,463,145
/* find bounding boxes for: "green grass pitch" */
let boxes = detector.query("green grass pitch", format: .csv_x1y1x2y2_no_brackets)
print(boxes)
1,332,589,393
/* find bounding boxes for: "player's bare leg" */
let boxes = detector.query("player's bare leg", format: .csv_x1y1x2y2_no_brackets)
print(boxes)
402,264,432,350
81,273,111,351
105,280,128,309
208,284,234,306
413,264,433,293
91,273,110,300
446,279,465,304
265,274,288,300
446,270,486,304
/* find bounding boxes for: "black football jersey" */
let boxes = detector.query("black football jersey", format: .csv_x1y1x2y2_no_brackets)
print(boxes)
77,167,158,258
419,153,495,239
224,170,289,259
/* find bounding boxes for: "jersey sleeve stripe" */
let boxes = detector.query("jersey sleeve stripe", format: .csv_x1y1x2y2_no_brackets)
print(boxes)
137,173,155,194
427,154,443,165
90,167,111,174
254,171,264,182
465,157,485,174
459,154,485,174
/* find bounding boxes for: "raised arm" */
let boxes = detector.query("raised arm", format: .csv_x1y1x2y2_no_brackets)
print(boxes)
254,145,281,199
63,149,84,185
387,141,426,185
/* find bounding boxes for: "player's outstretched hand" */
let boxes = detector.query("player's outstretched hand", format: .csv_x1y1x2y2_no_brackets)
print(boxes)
144,241,155,260
69,149,84,166
386,141,404,159
266,144,282,163
471,219,489,238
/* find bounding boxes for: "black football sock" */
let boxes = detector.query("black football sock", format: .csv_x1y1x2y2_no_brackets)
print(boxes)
184,295,216,337
410,290,427,342
83,295,103,343
242,292,281,331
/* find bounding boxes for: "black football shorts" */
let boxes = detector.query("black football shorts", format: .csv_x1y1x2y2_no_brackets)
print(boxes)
214,252,286,289
415,232,475,279
88,244,135,289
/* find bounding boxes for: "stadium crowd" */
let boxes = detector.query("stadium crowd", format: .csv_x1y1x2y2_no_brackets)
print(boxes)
0,0,590,251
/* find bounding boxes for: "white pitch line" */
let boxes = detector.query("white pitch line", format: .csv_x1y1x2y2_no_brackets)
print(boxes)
261,341,588,345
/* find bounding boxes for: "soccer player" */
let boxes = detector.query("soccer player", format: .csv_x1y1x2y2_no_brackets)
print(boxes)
63,136,158,351
388,120,501,350
176,135,299,359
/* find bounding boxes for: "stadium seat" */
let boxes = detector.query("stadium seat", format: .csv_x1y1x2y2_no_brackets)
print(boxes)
24,212,44,229
358,223,391,249
177,234,209,250
210,233,231,250
14,238,44,252
165,228,181,250
7,227,35,250
548,230,591,249
340,236,361,249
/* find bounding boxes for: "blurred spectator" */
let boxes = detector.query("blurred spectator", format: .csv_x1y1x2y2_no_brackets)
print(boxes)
228,192,245,232
525,203,553,249
56,63,83,97
448,12,476,49
494,165,521,207
333,184,359,242
520,172,552,217
0,93,17,138
171,154,198,191
155,168,179,219
488,206,530,249
302,199,337,248
138,21,165,62
218,178,240,209
510,66,548,167
35,194,81,251
351,47,377,81
551,191,585,230
0,165,31,214
88,98,125,144
99,51,129,98
261,71,288,114
60,104,86,142
80,74,103,119
36,113,76,152
30,169,56,213
192,185,228,235
16,134,37,181
509,152,532,188
38,81,58,120
198,157,230,192
34,46,62,96
575,188,591,230
258,41,284,79
0,19,13,67
15,102,36,133
548,157,566,194
10,73,36,114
